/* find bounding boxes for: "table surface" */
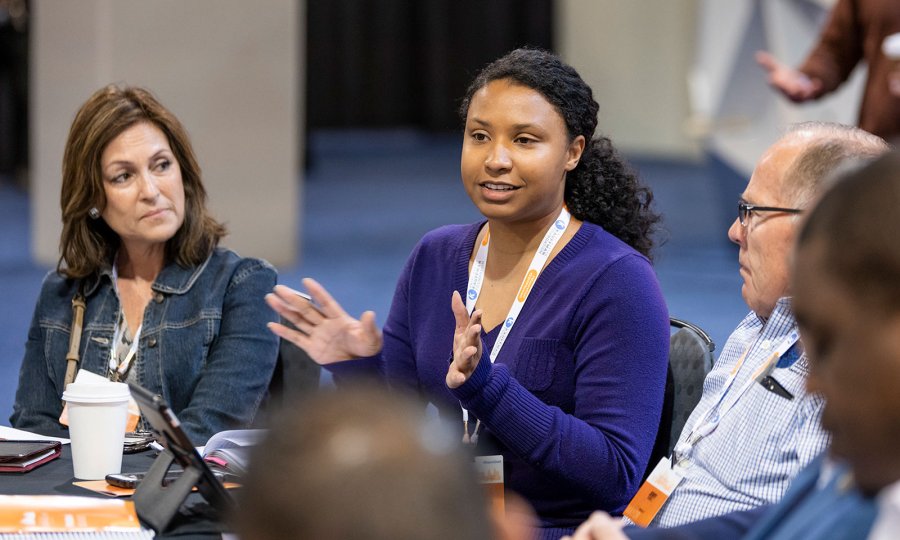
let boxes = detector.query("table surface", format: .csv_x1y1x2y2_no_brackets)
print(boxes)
0,444,226,539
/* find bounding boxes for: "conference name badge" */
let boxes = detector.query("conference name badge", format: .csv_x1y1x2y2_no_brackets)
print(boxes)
622,457,684,527
474,455,505,515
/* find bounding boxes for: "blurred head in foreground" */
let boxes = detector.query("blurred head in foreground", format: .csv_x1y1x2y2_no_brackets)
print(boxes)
794,150,900,495
237,386,509,540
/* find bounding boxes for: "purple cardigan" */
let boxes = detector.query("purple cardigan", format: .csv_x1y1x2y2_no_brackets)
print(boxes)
334,221,669,534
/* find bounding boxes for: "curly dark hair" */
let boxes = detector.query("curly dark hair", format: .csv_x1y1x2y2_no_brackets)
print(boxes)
459,48,660,259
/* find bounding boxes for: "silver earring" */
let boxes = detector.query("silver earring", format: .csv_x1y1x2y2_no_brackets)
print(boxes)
88,207,100,219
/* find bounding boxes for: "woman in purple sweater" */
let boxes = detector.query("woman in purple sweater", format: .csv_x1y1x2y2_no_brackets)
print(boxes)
267,48,670,539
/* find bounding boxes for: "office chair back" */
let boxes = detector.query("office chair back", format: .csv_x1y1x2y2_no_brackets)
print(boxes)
258,319,322,420
667,317,715,454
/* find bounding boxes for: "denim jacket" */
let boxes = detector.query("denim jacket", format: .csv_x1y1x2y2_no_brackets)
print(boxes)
11,248,279,444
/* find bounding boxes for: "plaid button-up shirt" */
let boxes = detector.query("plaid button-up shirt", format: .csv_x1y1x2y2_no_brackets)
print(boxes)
650,298,830,528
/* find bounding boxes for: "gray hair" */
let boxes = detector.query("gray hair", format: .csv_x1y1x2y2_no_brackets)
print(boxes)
779,122,890,208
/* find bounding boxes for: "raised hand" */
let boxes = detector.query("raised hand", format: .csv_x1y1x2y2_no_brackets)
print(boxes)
447,290,484,389
265,278,382,365
755,50,822,102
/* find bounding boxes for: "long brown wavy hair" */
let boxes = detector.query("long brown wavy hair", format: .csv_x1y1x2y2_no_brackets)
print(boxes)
58,85,226,278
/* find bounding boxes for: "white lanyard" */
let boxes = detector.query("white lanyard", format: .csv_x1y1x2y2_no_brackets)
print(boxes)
674,329,799,462
109,262,143,382
109,315,142,382
460,207,571,442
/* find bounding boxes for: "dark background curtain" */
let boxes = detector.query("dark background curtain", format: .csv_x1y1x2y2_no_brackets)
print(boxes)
0,0,28,182
0,1,553,181
306,0,554,131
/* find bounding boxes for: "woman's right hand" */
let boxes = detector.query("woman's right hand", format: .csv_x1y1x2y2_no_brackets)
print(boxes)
265,278,382,365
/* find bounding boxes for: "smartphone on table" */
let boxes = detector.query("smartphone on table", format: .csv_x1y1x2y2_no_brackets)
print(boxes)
123,431,156,454
106,469,225,489
106,470,183,489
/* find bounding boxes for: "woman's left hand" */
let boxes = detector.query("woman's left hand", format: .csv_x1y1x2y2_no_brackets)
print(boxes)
447,290,483,389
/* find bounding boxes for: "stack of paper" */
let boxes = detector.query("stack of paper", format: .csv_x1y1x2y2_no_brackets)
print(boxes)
200,429,266,479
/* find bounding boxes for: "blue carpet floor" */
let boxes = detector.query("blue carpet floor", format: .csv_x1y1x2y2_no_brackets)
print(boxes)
0,129,748,423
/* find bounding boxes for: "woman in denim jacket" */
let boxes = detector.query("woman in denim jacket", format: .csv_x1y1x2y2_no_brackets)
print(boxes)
10,85,279,444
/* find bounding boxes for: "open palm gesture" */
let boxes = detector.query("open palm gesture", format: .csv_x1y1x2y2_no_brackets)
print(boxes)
266,278,382,364
447,290,484,389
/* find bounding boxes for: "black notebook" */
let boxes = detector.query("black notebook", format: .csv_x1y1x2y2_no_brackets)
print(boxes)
0,440,62,473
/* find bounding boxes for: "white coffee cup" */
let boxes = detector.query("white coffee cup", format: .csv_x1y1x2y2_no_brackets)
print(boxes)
62,381,131,480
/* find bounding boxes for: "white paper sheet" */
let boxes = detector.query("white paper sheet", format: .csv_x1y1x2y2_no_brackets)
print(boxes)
0,425,70,444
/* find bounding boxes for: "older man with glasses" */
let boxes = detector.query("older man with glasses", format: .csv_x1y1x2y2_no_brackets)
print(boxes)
621,122,889,529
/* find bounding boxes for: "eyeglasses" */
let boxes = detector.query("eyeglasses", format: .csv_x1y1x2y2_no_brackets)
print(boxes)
737,201,803,226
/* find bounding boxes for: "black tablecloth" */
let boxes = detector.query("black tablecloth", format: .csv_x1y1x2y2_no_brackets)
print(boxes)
0,444,227,539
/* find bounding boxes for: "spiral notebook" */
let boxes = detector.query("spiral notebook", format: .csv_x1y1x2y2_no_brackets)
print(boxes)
0,495,154,539
0,534,154,539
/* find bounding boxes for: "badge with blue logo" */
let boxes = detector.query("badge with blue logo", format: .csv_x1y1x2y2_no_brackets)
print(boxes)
468,289,477,301
776,342,802,369
505,317,514,328
555,219,565,230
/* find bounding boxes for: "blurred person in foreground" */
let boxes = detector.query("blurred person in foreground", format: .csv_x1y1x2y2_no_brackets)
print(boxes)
235,385,537,540
10,85,279,443
563,149,900,539
619,122,888,529
756,0,900,140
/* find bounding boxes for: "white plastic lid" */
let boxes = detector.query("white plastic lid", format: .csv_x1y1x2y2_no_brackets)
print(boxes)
882,33,900,59
62,382,131,404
